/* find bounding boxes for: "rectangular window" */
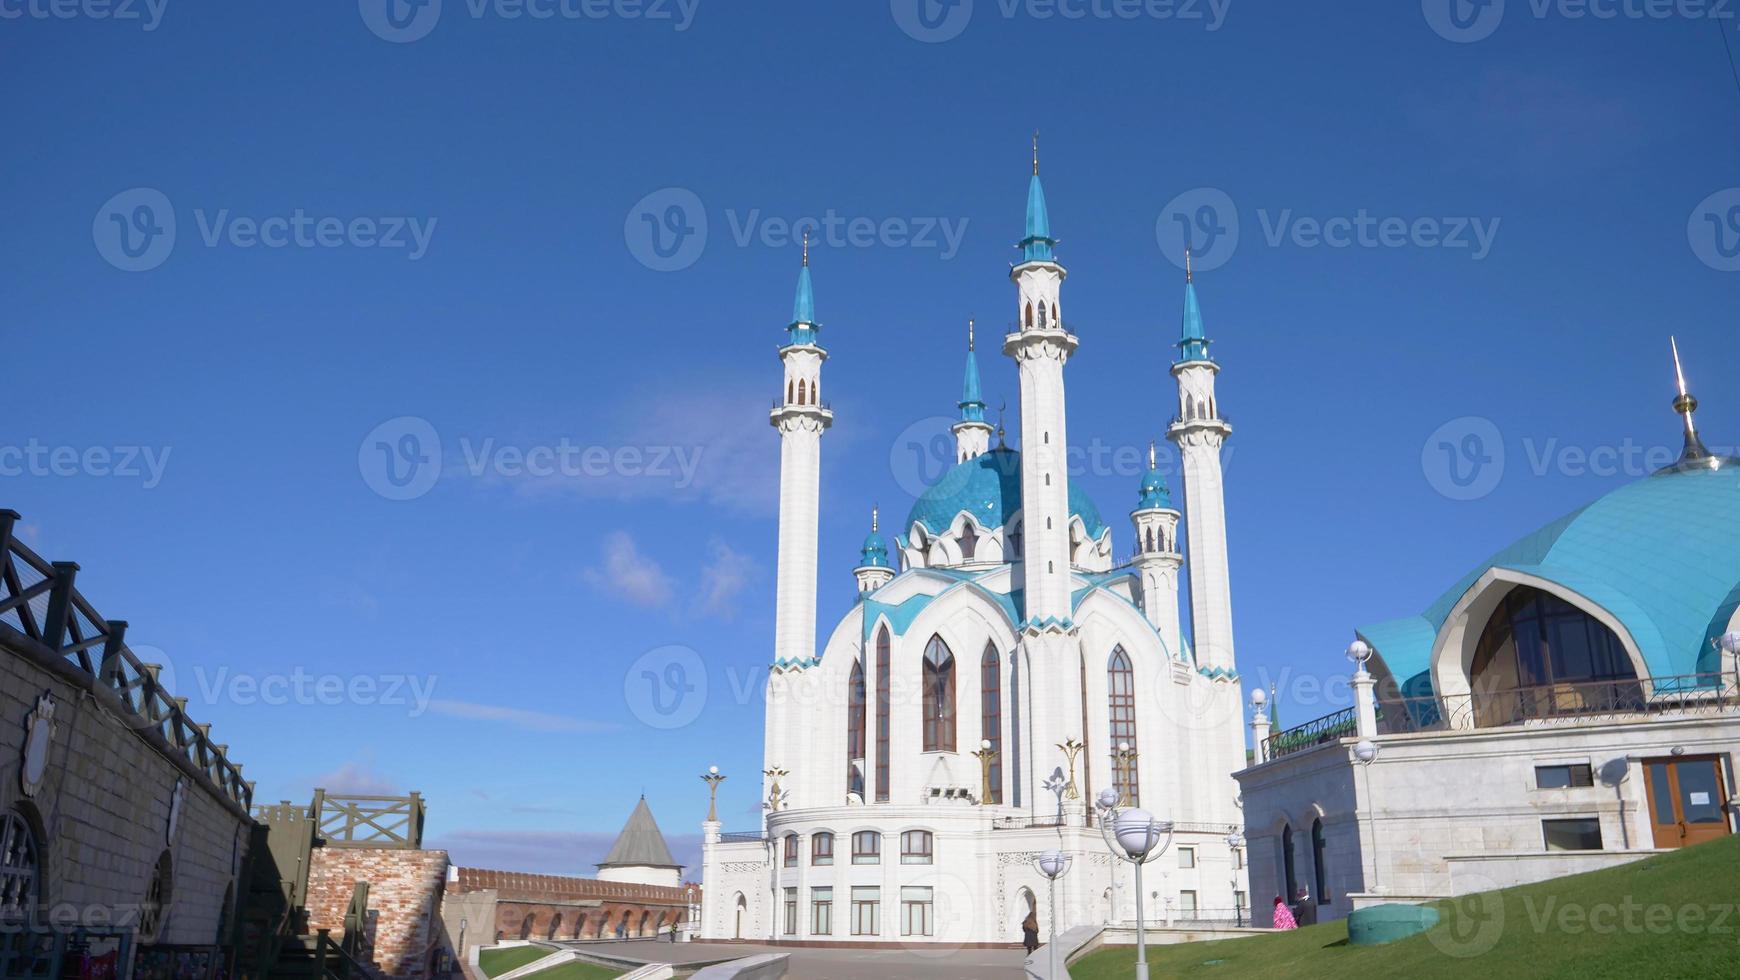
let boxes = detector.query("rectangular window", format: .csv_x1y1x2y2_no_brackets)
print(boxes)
901,887,934,937
1543,818,1604,851
901,830,934,865
852,831,881,865
783,835,799,868
1235,890,1247,914
1178,890,1198,916
1535,764,1594,789
783,888,798,935
812,833,834,866
811,888,833,936
1178,846,1196,869
851,887,880,936
1232,847,1245,870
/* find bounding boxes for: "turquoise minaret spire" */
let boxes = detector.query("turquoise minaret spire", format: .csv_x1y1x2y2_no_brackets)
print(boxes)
787,232,820,348
1018,131,1058,264
1176,249,1210,363
952,319,994,461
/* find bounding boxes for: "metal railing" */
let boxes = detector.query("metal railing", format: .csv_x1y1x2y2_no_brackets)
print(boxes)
717,831,767,844
1265,673,1740,761
0,509,251,810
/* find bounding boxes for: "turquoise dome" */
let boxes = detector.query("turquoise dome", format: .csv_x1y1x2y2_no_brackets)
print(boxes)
1360,465,1740,691
859,528,892,569
904,448,1108,540
1137,469,1173,510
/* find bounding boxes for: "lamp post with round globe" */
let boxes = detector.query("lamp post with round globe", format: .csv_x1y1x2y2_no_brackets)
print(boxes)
1353,739,1381,893
1721,631,1740,694
1034,849,1073,978
1096,781,1174,980
1224,831,1246,926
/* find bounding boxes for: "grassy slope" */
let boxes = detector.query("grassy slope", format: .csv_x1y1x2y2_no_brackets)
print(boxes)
1074,834,1740,980
523,960,620,980
478,945,556,977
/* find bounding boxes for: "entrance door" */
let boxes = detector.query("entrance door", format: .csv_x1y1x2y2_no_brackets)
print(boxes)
1644,756,1732,848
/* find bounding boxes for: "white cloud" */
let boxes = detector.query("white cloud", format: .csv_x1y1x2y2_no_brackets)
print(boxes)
695,538,756,618
308,759,402,796
581,531,675,608
425,699,621,734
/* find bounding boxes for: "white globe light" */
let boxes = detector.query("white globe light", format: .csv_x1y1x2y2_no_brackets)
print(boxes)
1250,688,1266,706
1114,808,1160,859
981,738,993,750
1118,741,1131,754
1096,788,1120,811
1346,640,1373,666
1038,849,1067,878
1353,739,1379,764
708,765,719,775
1722,631,1740,655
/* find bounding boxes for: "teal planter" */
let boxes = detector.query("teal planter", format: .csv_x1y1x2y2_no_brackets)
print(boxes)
1347,903,1441,946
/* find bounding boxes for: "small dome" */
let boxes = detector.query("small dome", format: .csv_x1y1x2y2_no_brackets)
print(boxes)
1137,469,1173,510
859,528,892,569
905,448,1107,540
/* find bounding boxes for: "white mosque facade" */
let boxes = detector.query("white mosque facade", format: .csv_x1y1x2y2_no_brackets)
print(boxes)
697,158,1253,945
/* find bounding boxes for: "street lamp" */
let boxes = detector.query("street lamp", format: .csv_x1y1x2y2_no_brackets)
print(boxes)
701,766,725,822
1035,849,1073,979
972,738,999,804
1353,739,1381,893
1096,787,1174,980
1346,640,1373,669
1224,832,1245,927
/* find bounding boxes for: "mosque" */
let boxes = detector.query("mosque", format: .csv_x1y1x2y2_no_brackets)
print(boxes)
697,148,1253,944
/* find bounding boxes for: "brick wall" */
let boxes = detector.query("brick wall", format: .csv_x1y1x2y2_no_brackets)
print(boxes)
307,846,450,979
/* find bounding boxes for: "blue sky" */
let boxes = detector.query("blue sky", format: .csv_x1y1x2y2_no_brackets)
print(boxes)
5,2,1739,877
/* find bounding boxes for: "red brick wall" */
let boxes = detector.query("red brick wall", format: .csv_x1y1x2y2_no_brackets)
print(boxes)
308,847,451,978
450,868,697,944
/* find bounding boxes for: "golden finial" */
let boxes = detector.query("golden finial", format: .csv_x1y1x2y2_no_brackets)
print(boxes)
968,317,975,353
1672,336,1698,434
1185,247,1193,283
1032,129,1040,176
801,230,809,267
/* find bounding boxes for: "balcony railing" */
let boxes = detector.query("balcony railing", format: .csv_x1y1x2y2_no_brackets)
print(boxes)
1264,673,1739,761
717,831,767,844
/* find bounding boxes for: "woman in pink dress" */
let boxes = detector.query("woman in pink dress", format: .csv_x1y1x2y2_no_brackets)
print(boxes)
1271,895,1299,930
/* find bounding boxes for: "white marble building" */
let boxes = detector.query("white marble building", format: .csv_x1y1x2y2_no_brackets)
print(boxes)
698,152,1253,945
1237,354,1740,926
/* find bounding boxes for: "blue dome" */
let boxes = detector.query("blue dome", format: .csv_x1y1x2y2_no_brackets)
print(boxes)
859,529,892,569
1137,469,1173,510
1360,465,1740,690
904,448,1108,540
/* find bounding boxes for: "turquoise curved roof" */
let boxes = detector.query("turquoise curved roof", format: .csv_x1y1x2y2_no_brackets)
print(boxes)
959,347,986,423
1361,466,1740,693
785,263,821,348
904,447,1108,541
1177,279,1210,363
1019,174,1058,264
1137,468,1173,510
859,528,892,569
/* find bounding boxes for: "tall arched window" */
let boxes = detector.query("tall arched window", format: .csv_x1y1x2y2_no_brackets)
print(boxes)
1470,585,1641,726
1311,818,1330,904
1108,647,1140,806
981,645,1003,804
958,524,977,562
847,660,867,799
1038,301,1048,328
1025,302,1034,328
1281,826,1298,903
797,379,808,405
922,636,957,752
876,628,892,802
787,380,794,404
0,810,41,925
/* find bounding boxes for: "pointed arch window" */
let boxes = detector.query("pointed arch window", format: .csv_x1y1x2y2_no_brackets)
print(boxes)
1312,818,1330,904
1038,301,1048,328
922,636,957,752
876,628,891,802
1108,647,1140,806
1025,302,1034,328
847,660,867,799
787,380,794,404
980,645,1003,804
958,523,977,562
798,379,808,405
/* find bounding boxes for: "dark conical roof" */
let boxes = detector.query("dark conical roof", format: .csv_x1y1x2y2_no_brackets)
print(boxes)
597,797,681,870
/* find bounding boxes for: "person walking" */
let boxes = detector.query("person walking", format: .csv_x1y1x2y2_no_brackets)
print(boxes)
1021,908,1041,955
1271,895,1299,930
1292,886,1318,927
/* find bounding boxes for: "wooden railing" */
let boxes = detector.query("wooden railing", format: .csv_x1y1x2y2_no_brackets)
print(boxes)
314,789,426,849
0,508,251,810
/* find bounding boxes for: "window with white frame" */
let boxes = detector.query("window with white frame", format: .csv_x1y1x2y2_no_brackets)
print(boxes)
1179,891,1198,916
901,830,934,865
852,831,881,865
1178,846,1196,869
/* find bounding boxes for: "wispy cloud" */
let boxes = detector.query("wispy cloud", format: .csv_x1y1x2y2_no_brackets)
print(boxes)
425,699,621,734
695,538,757,618
581,531,675,608
307,758,402,796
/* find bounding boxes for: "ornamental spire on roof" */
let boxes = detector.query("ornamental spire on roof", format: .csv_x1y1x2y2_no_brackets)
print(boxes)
1019,131,1058,264
960,318,986,423
1176,251,1210,363
792,232,816,326
1659,337,1731,473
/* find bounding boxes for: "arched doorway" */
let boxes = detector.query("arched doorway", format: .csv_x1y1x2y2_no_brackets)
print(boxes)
733,893,747,940
518,913,535,941
547,913,562,940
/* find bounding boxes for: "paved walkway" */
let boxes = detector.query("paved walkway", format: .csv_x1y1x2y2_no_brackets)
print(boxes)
604,940,1030,978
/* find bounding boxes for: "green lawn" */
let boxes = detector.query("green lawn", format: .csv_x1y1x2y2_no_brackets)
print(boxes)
477,945,556,977
523,960,621,980
1074,834,1740,980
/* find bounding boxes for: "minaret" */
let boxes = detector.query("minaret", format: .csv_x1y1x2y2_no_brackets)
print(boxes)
854,507,896,595
1130,444,1184,644
953,320,994,462
1003,132,1077,630
770,235,832,669
1166,254,1237,673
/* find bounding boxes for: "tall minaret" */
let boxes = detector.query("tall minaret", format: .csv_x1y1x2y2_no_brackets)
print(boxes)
1129,444,1184,645
953,320,993,462
770,236,832,669
1003,133,1077,629
1166,255,1236,673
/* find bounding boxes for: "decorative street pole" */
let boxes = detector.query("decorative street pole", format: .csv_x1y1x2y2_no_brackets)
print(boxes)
972,738,999,804
1057,738,1084,800
1035,849,1073,979
1353,738,1382,893
763,767,789,811
1096,786,1174,980
1111,741,1138,806
1224,831,1246,927
701,766,726,822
